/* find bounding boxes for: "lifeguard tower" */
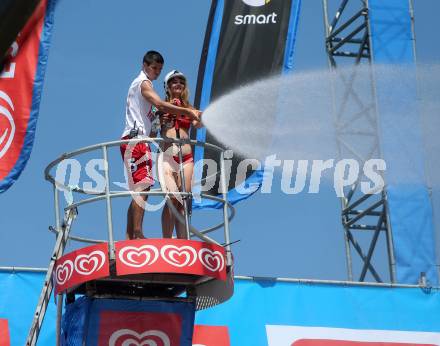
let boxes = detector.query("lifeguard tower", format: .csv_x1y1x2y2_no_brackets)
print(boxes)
25,137,234,345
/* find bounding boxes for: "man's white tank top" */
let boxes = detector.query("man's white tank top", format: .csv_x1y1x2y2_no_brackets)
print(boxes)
122,70,154,137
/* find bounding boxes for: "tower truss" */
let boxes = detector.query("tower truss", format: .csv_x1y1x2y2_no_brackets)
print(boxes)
322,0,396,283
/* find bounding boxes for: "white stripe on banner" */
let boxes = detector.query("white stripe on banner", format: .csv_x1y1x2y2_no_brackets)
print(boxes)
266,325,440,346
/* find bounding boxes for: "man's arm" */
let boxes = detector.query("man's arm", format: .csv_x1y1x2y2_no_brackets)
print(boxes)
140,81,200,121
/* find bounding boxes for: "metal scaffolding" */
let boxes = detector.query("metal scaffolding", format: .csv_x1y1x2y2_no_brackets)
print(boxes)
322,0,396,283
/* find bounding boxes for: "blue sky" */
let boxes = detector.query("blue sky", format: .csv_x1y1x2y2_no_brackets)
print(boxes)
0,0,439,281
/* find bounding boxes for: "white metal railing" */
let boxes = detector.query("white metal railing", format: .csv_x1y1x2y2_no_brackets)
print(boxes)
44,137,235,262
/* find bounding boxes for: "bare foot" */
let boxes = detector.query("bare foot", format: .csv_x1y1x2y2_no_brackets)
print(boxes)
132,231,146,239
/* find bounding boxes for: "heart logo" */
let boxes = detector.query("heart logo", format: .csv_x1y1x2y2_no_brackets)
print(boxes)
119,245,159,268
0,91,15,159
55,260,74,285
109,329,170,346
74,250,106,276
198,249,225,272
160,245,197,268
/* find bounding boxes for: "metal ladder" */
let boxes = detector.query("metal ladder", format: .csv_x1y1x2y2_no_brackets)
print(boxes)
25,208,77,346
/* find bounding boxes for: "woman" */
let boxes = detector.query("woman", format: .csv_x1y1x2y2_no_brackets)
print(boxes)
159,70,201,239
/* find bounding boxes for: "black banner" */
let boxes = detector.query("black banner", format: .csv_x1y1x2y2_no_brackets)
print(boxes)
194,0,301,206
211,0,294,98
0,0,41,67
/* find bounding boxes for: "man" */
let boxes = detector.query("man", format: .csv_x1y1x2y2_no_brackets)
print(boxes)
120,50,201,239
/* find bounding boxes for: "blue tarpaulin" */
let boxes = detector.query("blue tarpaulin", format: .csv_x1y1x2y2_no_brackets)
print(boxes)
0,271,56,345
369,0,438,285
2,271,440,345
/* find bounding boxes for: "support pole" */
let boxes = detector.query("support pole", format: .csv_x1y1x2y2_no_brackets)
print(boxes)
220,152,232,266
55,293,63,346
102,145,115,259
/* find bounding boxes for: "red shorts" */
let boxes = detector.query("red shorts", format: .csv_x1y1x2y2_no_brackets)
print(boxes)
120,136,153,187
173,153,194,164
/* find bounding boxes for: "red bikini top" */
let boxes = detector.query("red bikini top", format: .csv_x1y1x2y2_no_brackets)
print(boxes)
170,98,191,131
174,115,191,130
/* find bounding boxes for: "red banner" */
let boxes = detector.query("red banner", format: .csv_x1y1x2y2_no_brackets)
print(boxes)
0,0,56,192
54,239,227,294
115,239,227,281
54,243,109,294
97,311,182,346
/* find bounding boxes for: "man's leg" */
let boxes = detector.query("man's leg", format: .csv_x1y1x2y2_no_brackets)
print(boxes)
128,190,148,239
123,139,153,240
125,205,134,239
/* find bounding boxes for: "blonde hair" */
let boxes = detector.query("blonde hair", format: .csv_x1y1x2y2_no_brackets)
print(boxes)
165,79,192,108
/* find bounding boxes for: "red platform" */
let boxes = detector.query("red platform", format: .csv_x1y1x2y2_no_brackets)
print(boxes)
54,239,228,296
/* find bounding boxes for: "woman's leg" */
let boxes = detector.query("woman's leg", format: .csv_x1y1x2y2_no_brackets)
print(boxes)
159,153,180,238
175,162,194,239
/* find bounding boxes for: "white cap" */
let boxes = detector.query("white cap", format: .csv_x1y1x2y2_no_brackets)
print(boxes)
163,70,186,90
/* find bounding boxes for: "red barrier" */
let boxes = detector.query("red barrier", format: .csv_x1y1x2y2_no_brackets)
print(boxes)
54,243,109,294
115,239,226,281
54,239,227,294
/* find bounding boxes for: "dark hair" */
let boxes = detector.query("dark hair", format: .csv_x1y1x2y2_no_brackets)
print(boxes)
143,50,164,65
